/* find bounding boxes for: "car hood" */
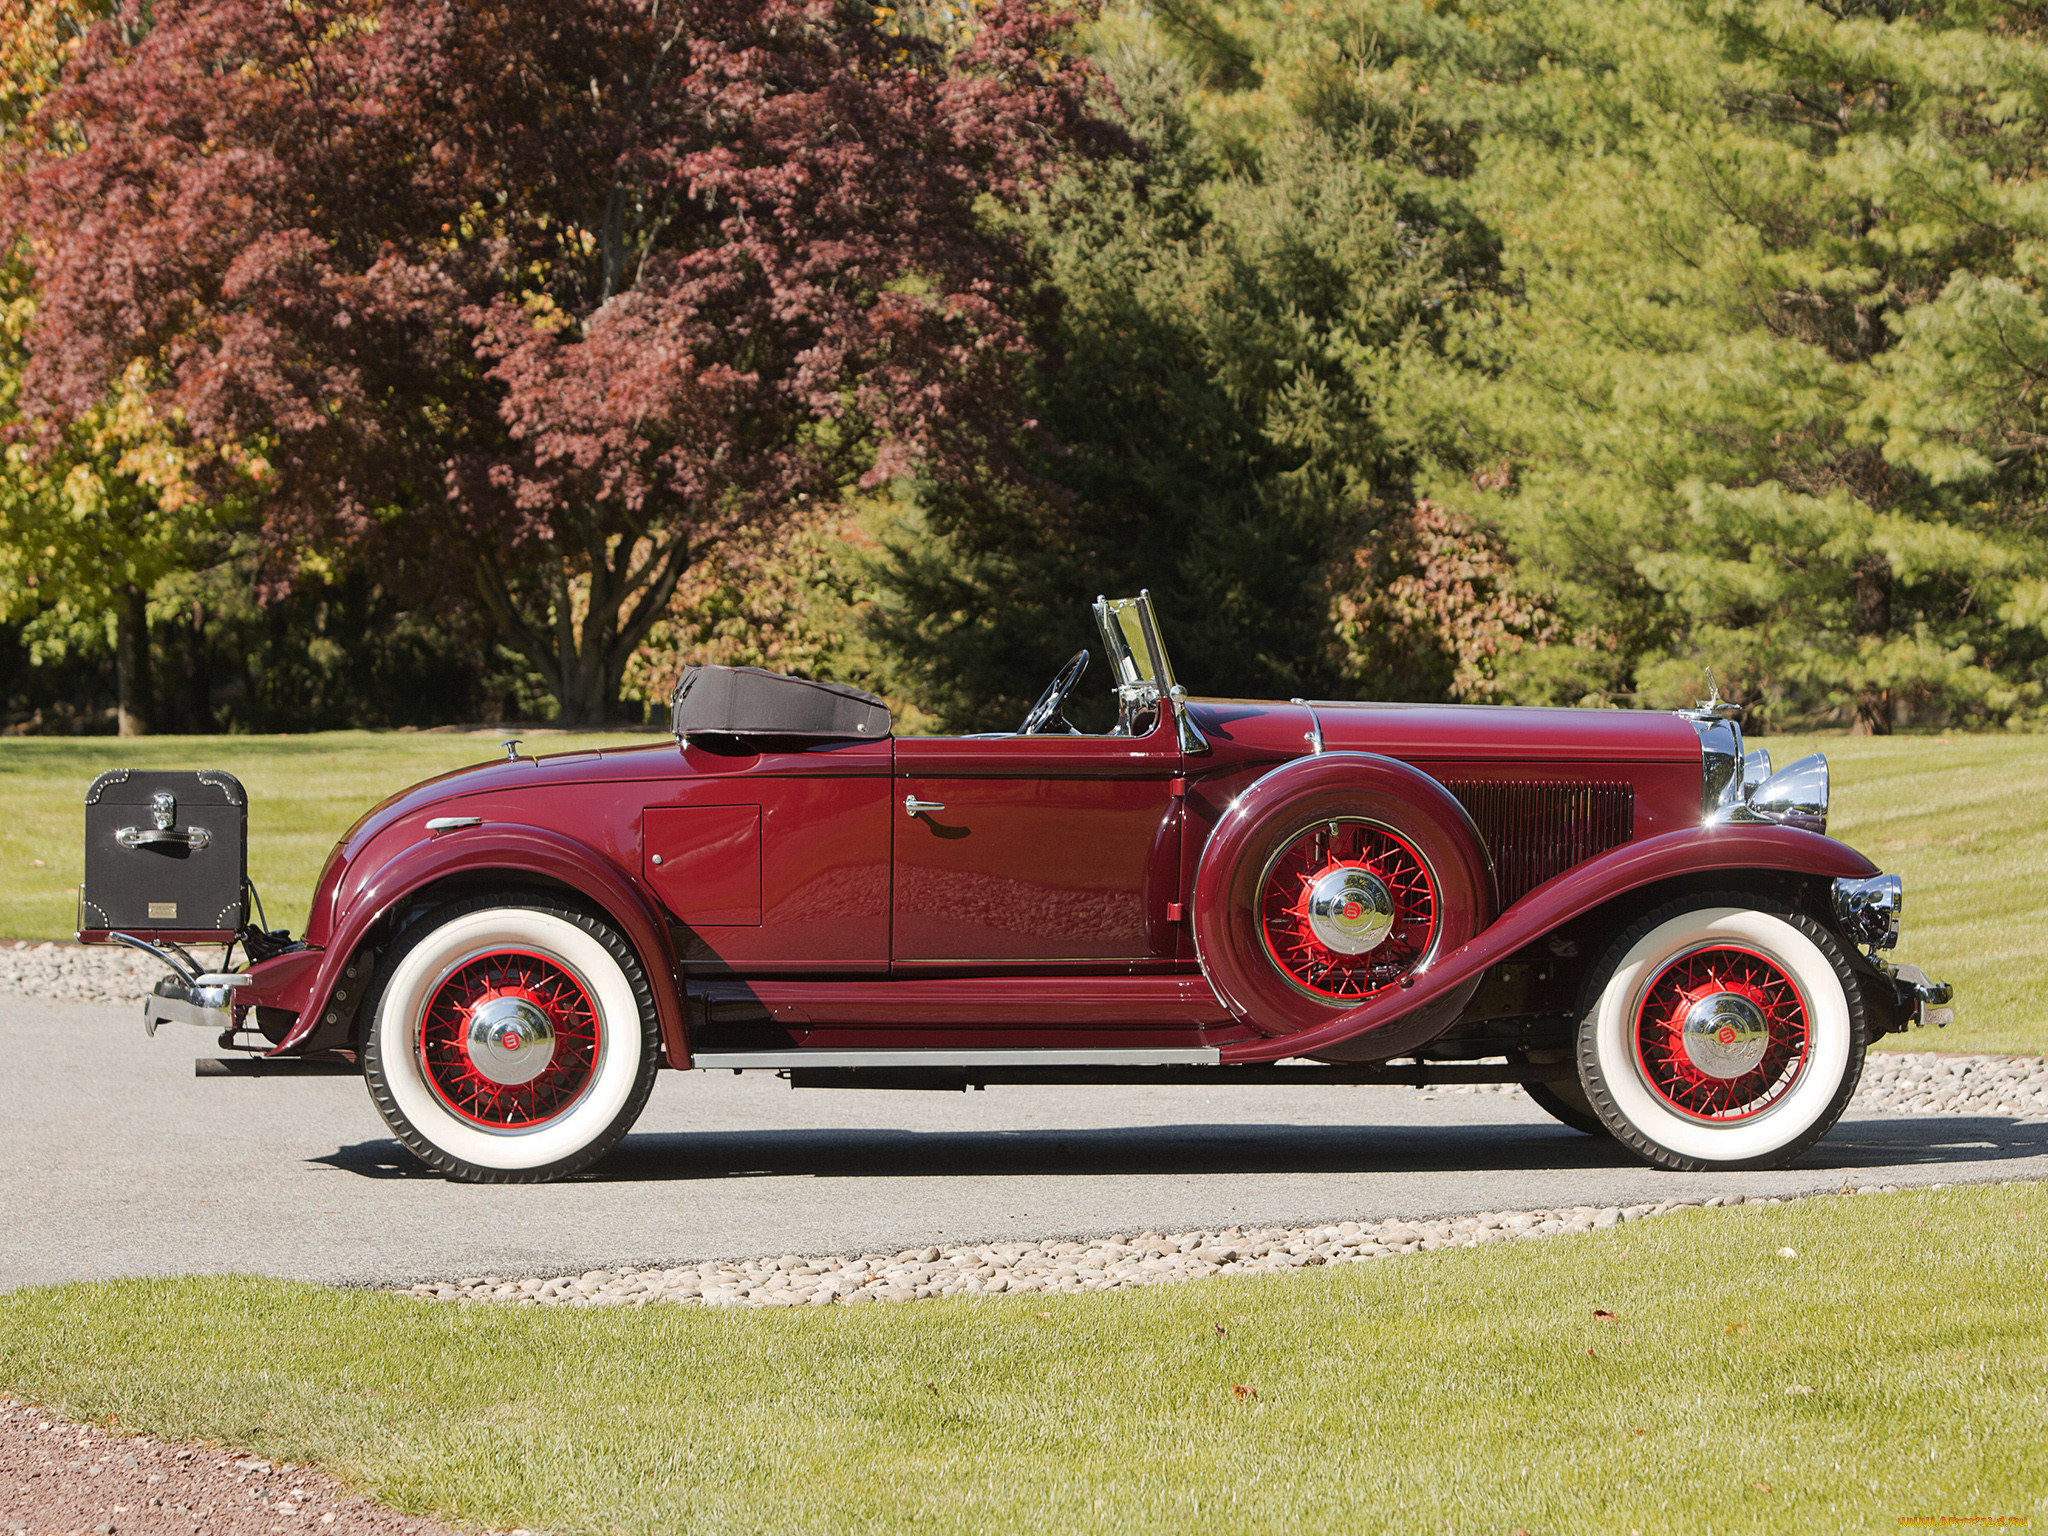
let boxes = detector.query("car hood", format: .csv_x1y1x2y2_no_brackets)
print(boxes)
1186,697,1701,765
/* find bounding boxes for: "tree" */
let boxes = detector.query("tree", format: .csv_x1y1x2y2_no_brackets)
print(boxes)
0,0,250,734
874,33,1501,728
6,0,1122,724
1362,0,2048,729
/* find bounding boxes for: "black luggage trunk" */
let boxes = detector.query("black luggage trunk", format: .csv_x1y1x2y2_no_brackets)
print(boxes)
80,769,248,940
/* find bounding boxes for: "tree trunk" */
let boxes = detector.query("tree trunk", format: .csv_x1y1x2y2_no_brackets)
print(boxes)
114,583,153,738
473,521,693,729
181,603,211,732
1850,556,1892,737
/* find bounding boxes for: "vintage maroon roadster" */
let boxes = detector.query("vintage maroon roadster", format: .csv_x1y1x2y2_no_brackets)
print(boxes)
83,592,1951,1182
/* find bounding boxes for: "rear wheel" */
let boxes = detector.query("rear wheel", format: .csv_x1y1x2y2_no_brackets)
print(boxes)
1576,893,1865,1171
361,894,660,1183
1524,1076,1610,1138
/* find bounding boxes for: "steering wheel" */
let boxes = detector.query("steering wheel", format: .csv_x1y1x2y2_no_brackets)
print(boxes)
1018,649,1091,735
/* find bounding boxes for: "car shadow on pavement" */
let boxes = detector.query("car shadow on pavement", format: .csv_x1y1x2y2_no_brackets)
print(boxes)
309,1112,2048,1182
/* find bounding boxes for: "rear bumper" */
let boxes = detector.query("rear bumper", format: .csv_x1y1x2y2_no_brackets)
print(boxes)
108,932,249,1038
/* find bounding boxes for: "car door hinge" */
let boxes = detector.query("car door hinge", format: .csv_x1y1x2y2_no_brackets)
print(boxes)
1169,776,1187,798
1166,901,1185,923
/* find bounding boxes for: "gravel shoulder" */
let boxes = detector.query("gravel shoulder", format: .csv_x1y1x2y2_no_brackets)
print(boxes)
406,1185,1901,1311
0,1398,491,1536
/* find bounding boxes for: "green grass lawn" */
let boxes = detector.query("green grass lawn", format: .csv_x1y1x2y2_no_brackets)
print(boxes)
0,730,654,941
0,728,2039,1053
1756,734,2047,1057
3,1183,2043,1536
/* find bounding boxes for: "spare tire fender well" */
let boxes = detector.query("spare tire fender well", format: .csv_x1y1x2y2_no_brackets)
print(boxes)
1190,751,1498,1036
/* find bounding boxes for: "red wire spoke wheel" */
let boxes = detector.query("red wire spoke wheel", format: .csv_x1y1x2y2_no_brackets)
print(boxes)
1257,819,1439,1002
1631,944,1809,1122
1576,894,1868,1173
362,896,661,1183
1189,756,1493,1044
417,949,602,1129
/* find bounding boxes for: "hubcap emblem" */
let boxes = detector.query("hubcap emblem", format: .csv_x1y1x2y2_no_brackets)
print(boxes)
1304,867,1396,955
1681,991,1770,1080
464,996,557,1087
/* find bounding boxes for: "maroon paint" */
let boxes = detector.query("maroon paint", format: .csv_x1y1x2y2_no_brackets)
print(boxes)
691,972,1231,1027
215,692,1880,1073
263,818,690,1065
1311,699,1702,764
645,805,762,925
655,746,893,972
893,713,1181,963
1217,823,1879,1064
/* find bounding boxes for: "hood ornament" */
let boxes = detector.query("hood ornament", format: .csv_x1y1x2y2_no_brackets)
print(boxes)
1683,668,1743,722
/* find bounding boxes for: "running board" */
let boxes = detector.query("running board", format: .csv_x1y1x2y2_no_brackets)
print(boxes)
689,1049,1573,1091
690,1047,1223,1071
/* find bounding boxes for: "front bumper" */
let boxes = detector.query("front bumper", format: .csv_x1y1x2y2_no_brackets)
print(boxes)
1886,962,1955,1032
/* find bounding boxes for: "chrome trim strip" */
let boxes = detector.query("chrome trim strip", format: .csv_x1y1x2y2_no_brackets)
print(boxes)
691,1047,1223,1070
426,815,483,835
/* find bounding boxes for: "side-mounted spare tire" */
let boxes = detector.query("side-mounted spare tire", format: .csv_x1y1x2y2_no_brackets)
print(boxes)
1191,752,1497,1051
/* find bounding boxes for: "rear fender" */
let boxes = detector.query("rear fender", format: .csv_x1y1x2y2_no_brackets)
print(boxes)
1217,824,1879,1064
260,823,686,1065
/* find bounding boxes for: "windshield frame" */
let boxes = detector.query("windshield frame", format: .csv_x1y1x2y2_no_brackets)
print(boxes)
1091,590,1208,754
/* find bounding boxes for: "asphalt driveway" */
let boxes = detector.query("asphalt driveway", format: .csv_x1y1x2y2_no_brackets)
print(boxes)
5,996,2045,1290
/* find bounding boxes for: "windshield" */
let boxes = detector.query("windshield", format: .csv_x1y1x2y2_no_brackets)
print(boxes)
1093,591,1180,734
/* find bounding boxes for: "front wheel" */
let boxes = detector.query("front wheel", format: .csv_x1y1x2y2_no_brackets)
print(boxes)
361,895,661,1183
1577,893,1866,1172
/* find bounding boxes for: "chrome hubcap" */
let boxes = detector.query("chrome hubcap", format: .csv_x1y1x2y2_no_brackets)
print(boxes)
1303,866,1395,955
464,996,556,1086
1680,991,1769,1079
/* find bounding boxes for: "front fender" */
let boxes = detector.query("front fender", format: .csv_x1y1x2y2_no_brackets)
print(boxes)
1217,822,1879,1064
263,823,686,1065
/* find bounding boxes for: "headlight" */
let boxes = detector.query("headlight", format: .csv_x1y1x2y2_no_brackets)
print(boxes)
1743,753,1829,835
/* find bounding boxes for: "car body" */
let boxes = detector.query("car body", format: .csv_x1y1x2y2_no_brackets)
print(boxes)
88,592,1952,1181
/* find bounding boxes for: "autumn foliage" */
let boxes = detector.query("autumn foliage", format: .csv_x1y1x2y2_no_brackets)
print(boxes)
4,0,1120,721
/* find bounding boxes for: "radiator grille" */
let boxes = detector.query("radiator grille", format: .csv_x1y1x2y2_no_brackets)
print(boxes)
1446,780,1634,908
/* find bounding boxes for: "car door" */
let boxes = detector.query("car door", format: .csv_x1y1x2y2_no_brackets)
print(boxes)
891,711,1184,966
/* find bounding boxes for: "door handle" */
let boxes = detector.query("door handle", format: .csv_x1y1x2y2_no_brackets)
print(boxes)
903,795,946,816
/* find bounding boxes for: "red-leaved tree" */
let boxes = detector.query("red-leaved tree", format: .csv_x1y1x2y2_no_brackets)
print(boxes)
6,0,1121,721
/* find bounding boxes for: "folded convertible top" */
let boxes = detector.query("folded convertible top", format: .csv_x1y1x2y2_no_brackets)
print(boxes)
670,665,891,740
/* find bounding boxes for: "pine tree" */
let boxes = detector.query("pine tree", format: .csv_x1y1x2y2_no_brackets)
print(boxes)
1385,0,2048,729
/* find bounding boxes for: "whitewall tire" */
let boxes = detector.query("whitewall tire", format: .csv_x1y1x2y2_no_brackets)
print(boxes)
1577,894,1867,1172
361,895,661,1183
